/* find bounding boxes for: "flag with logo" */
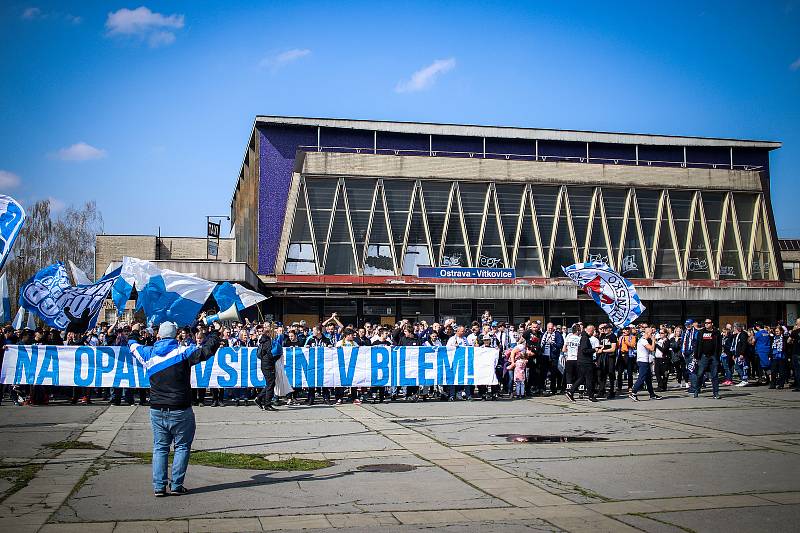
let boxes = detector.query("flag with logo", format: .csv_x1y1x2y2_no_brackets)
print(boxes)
0,195,26,271
19,262,121,330
562,261,646,328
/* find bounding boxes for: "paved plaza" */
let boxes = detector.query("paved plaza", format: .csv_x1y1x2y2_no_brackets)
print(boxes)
1,386,799,532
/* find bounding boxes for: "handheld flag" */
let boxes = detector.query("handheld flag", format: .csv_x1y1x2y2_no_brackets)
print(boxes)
0,272,9,323
0,195,26,271
20,262,121,330
69,260,92,285
11,306,25,330
112,257,216,326
562,261,646,328
212,282,267,312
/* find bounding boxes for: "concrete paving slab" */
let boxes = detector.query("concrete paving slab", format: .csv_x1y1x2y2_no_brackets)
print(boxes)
500,449,800,500
113,520,189,532
56,457,504,522
647,504,800,533
0,405,104,459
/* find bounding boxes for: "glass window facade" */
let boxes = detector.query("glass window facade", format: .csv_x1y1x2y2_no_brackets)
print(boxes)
281,177,778,281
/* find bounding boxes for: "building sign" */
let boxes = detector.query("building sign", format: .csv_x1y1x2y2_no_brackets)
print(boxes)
207,221,220,238
207,240,219,257
417,267,515,279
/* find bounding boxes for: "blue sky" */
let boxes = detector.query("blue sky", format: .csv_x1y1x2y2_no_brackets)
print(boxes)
1,1,798,237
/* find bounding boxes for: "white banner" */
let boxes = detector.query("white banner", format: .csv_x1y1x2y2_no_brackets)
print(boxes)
0,345,499,388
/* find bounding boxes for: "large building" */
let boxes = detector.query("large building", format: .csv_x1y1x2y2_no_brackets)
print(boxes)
224,116,797,326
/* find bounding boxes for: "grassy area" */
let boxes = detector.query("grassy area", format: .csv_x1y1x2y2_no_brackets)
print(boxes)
45,440,104,450
119,450,332,471
0,463,43,503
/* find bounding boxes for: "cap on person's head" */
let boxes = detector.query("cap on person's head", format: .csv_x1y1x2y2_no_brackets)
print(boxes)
157,321,177,339
685,319,694,326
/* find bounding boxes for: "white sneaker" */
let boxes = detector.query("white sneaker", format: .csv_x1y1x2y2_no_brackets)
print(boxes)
736,381,748,387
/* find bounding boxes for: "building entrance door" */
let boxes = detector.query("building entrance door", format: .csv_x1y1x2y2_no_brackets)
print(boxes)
549,315,580,328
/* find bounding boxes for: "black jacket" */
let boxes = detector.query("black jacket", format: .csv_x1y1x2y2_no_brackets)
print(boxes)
257,335,276,371
129,331,221,410
577,332,596,365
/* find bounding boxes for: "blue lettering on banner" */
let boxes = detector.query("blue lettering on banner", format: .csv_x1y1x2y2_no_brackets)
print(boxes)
74,347,93,387
14,345,38,384
195,357,215,388
36,346,59,385
417,267,515,279
337,347,359,387
1,345,499,388
398,347,415,386
370,346,390,386
94,347,115,387
217,348,238,387
112,350,136,388
249,348,265,387
418,346,435,386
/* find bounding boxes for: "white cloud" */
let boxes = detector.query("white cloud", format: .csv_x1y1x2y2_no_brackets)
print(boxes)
52,142,107,161
259,48,311,70
21,7,81,23
395,58,456,93
47,197,66,213
105,6,184,47
791,57,800,71
0,170,21,189
21,7,42,19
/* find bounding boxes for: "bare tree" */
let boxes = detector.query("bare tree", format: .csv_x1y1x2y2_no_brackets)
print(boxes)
4,199,104,317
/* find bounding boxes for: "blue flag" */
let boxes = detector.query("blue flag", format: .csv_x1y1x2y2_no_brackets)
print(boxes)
0,195,26,271
212,282,266,312
20,263,120,330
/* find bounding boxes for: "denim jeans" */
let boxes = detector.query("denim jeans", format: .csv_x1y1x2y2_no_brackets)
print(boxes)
149,407,196,492
720,355,733,381
514,381,525,397
735,358,749,382
684,354,698,392
632,361,655,396
694,355,719,396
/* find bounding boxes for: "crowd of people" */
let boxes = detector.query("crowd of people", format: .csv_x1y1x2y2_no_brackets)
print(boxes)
3,310,800,407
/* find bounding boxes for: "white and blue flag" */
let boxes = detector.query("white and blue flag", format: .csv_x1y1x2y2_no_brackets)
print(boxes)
0,272,10,323
20,262,120,330
562,261,646,328
212,281,267,312
112,257,216,326
0,195,26,271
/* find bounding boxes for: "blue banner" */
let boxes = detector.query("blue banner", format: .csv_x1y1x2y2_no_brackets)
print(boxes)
417,267,515,279
20,263,120,330
0,195,26,272
0,345,499,388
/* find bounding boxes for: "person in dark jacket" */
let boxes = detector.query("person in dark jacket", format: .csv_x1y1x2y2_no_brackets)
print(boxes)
693,318,722,399
128,320,221,497
255,323,278,411
568,325,599,403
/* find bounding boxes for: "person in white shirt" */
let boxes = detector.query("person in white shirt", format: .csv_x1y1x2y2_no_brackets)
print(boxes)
630,326,662,401
446,326,472,400
562,325,581,396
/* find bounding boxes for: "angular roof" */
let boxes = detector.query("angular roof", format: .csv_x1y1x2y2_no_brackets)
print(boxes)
255,115,781,149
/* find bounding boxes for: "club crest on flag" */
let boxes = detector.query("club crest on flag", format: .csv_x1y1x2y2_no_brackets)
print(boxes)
562,261,646,327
